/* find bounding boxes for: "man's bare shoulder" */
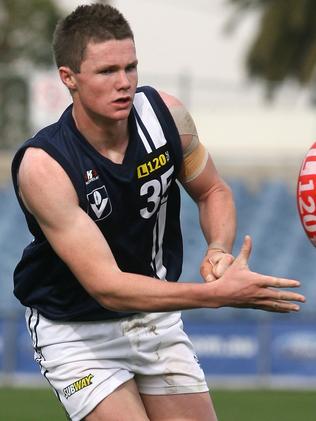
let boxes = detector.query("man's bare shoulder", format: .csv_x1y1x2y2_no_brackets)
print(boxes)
158,90,183,108
19,147,66,184
18,147,78,216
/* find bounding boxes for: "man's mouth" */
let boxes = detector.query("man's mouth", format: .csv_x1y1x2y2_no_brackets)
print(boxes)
113,96,131,105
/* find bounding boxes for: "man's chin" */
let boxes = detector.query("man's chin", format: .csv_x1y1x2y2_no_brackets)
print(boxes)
110,108,132,121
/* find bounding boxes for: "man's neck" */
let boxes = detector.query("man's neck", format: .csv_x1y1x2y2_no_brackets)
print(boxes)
72,106,129,164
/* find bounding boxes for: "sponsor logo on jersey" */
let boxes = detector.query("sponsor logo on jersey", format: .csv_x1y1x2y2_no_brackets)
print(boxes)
87,185,112,221
137,150,170,179
63,373,94,399
84,169,99,185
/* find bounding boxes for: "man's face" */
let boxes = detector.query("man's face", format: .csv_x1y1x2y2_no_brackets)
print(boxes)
71,38,138,122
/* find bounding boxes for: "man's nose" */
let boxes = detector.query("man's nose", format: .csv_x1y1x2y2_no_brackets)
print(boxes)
116,70,131,89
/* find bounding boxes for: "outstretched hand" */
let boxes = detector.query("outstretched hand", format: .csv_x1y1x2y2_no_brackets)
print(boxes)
207,235,306,313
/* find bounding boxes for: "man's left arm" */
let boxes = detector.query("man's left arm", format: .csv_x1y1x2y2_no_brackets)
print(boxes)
160,91,236,282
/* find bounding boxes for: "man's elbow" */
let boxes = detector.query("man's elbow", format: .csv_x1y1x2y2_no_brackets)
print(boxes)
86,273,133,312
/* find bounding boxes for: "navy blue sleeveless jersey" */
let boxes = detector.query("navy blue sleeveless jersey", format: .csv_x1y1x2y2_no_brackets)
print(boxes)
11,86,184,321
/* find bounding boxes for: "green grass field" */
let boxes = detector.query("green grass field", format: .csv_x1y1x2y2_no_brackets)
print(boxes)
0,387,315,420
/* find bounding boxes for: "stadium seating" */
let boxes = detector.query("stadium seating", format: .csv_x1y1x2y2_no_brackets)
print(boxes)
0,185,32,313
1,180,315,318
180,179,315,319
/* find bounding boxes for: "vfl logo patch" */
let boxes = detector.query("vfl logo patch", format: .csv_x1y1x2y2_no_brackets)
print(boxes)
63,373,94,399
87,186,112,221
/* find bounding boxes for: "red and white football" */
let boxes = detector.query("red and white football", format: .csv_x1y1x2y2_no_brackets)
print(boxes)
297,142,316,247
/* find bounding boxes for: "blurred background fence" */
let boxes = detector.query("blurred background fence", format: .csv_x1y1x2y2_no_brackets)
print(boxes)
1,0,316,389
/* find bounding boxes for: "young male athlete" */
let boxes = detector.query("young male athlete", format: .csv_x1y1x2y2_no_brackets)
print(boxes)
11,4,305,421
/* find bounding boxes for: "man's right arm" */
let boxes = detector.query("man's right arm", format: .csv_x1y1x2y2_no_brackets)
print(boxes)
18,148,305,314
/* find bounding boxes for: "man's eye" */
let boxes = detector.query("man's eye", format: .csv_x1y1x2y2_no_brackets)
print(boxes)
101,69,114,74
126,64,137,72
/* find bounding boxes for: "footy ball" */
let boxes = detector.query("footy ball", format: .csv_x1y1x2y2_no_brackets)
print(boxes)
297,142,316,247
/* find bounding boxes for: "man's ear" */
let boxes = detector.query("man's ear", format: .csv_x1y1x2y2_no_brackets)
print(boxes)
59,66,77,91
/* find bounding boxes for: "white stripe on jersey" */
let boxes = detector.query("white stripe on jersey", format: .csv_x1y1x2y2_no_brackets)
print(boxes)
150,205,167,280
133,92,167,149
155,201,168,279
135,119,152,153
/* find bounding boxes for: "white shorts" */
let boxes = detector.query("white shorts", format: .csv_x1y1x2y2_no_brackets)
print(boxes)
26,308,208,421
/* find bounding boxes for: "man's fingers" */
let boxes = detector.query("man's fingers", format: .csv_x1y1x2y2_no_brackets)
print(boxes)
205,273,217,283
254,276,306,303
213,254,234,278
234,235,252,266
241,300,302,313
259,275,302,290
258,300,301,313
200,260,217,282
261,288,306,303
